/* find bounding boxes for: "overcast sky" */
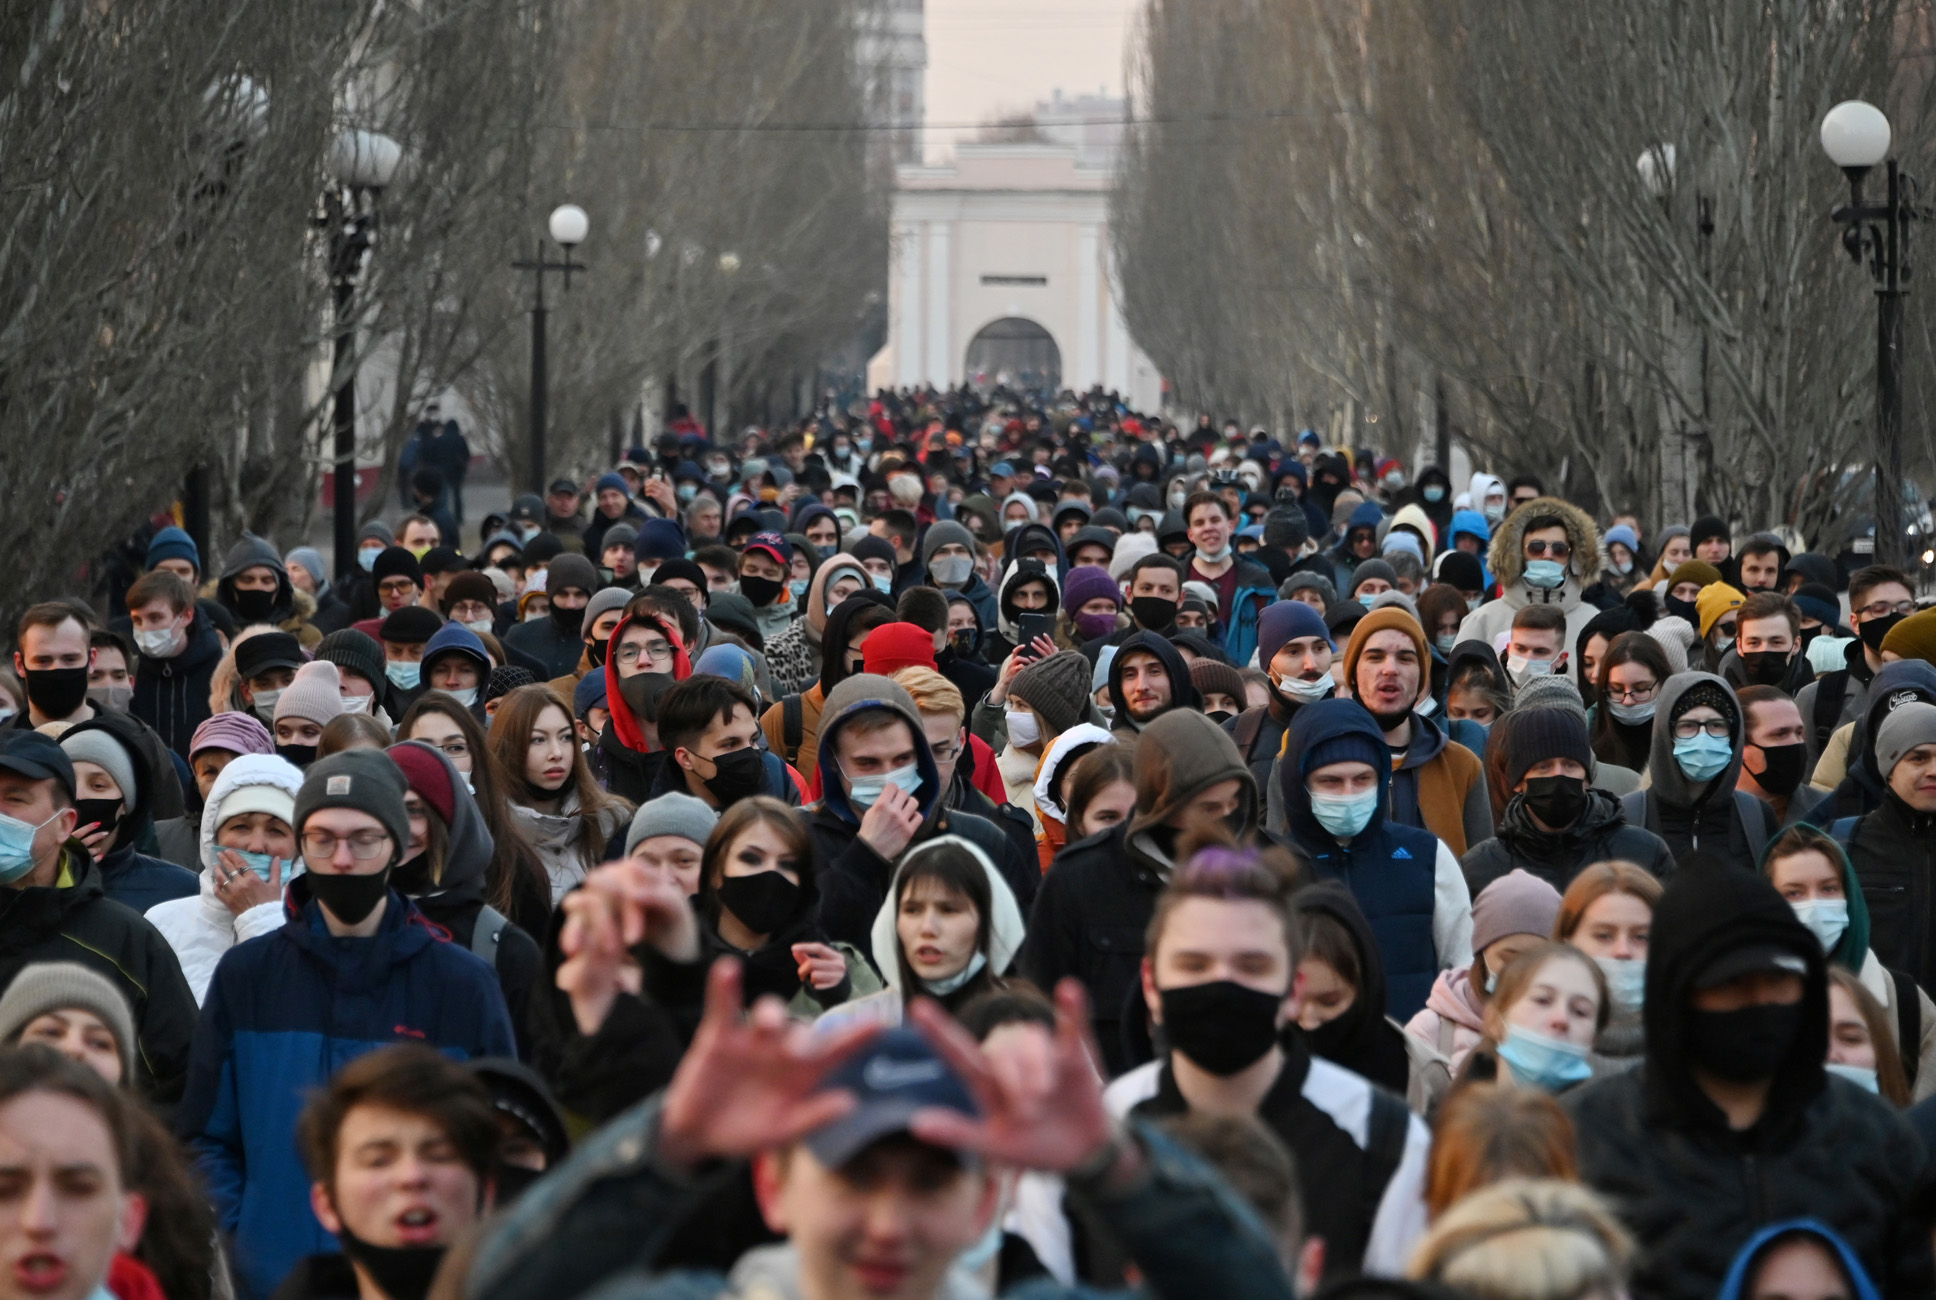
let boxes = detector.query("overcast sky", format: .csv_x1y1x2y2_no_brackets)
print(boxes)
921,0,1139,163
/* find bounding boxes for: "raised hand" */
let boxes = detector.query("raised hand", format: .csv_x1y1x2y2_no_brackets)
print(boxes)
657,959,882,1171
557,861,696,1034
213,849,283,916
857,781,923,860
906,978,1125,1178
792,941,848,991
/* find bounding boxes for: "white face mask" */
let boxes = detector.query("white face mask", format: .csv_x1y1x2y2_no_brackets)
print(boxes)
462,618,495,636
1273,671,1333,702
446,687,480,708
251,689,282,724
1005,707,1041,747
134,621,185,659
1507,654,1553,683
339,693,373,715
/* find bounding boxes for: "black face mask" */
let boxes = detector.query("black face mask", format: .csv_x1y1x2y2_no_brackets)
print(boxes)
697,747,766,804
392,852,436,897
949,628,979,659
550,602,585,637
1206,709,1236,727
1664,594,1699,625
1748,742,1808,798
336,1224,446,1300
72,798,123,843
23,667,88,720
492,1162,543,1207
1129,596,1178,631
232,587,278,622
617,671,674,723
739,574,785,608
1687,1001,1803,1083
717,870,803,936
1158,980,1285,1075
586,637,608,668
307,867,391,926
276,742,318,769
1859,611,1905,653
1522,774,1588,829
1740,650,1794,686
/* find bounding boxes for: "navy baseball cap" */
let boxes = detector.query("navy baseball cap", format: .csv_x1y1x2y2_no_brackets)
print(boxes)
991,461,1016,477
744,531,793,567
0,732,75,801
807,1029,981,1169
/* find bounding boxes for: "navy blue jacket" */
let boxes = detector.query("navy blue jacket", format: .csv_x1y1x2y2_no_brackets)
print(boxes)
179,881,515,1300
96,843,197,914
131,613,224,761
1282,699,1444,1019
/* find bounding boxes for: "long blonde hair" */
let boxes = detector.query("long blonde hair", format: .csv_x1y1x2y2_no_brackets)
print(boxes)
1408,1178,1632,1300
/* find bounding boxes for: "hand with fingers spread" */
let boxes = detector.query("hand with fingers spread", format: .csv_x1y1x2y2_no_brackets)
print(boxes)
213,849,283,916
557,861,697,1034
857,781,923,861
907,978,1130,1181
657,959,883,1172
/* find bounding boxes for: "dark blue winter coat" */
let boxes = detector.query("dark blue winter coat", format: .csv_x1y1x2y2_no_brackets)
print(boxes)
130,614,224,761
179,880,515,1300
1282,699,1445,1019
95,842,196,914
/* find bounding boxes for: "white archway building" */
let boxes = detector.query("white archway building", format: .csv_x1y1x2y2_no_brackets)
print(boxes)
870,142,1163,409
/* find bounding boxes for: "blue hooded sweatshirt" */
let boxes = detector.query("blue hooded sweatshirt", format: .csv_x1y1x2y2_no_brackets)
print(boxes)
1715,1220,1882,1300
179,880,515,1299
1282,698,1446,1018
1447,509,1495,590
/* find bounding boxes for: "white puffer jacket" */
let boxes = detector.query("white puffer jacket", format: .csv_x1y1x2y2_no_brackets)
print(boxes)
145,754,305,1005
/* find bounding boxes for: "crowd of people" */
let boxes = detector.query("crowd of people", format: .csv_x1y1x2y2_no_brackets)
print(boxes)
0,391,1928,1300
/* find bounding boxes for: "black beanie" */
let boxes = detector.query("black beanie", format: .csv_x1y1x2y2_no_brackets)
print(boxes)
371,547,423,587
316,630,385,688
379,607,443,645
1504,707,1594,791
522,532,566,564
649,558,707,591
1437,552,1486,592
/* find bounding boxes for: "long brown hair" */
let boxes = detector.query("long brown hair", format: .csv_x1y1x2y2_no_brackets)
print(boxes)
488,684,632,871
400,693,550,917
1063,745,1137,840
1828,966,1910,1106
698,797,815,937
1424,1083,1579,1218
1554,862,1662,943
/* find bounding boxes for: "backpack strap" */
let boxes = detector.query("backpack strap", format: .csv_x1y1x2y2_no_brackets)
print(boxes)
1813,669,1850,749
1829,816,1860,849
1233,706,1266,759
1733,790,1772,863
1364,1085,1410,1182
470,905,509,971
1892,967,1922,1088
1620,789,1660,837
782,694,804,765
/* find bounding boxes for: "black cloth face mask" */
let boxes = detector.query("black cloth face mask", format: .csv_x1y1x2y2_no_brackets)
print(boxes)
1158,980,1285,1075
1522,774,1588,829
336,1224,446,1300
307,867,392,926
1747,743,1807,798
23,667,87,720
717,870,803,937
738,575,785,608
696,747,766,804
550,602,586,637
276,742,318,769
1859,611,1905,653
1129,596,1178,631
1740,650,1794,687
232,587,278,622
1687,1001,1803,1083
72,798,123,843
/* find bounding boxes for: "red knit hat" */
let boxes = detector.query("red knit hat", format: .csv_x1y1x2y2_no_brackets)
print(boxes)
862,622,937,676
385,740,457,828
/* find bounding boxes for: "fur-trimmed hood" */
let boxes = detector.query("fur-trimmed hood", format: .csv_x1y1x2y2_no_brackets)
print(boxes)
1486,496,1601,595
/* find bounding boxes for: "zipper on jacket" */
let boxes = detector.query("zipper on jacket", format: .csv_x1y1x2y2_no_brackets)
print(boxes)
1742,1151,1765,1224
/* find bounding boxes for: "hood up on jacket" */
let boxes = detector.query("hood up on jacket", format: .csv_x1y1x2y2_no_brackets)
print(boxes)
1715,1220,1883,1300
1001,521,1069,584
1444,638,1511,703
1106,630,1201,730
866,835,1026,987
388,739,493,908
1032,723,1116,826
1643,865,1827,1128
1294,881,1410,1095
943,590,987,660
1466,473,1506,518
216,534,296,625
1381,503,1438,566
602,611,692,755
421,622,493,678
1643,671,1744,809
995,559,1062,645
816,672,942,828
1332,501,1385,562
1124,708,1256,848
1443,510,1495,590
1282,698,1393,848
1484,495,1600,613
60,712,156,852
817,590,897,696
196,753,306,882
803,553,869,640
1834,659,1936,811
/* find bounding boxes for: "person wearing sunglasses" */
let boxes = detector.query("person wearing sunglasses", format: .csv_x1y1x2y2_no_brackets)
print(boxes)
177,749,516,1300
1618,674,1778,874
1456,499,1604,683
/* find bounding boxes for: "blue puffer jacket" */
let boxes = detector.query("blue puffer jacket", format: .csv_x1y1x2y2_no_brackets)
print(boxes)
179,880,516,1300
1217,557,1277,668
1283,699,1445,1019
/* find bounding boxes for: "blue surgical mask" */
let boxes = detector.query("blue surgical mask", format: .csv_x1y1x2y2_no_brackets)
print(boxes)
1791,898,1849,955
847,762,922,809
677,484,698,502
1496,1024,1594,1092
0,809,58,884
218,849,302,884
1826,1061,1880,1093
357,546,384,572
1423,486,1446,503
1434,632,1457,654
788,577,810,601
1358,593,1378,608
871,573,893,594
1673,731,1732,781
1524,559,1566,589
1594,957,1645,1015
386,660,422,691
1308,788,1377,838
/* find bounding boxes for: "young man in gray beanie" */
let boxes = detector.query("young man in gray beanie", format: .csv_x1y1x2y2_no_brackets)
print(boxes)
177,749,516,1299
1845,700,1936,993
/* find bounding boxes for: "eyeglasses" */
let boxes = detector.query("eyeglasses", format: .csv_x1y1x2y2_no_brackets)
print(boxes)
1605,682,1658,704
616,641,674,668
1671,718,1731,741
1523,540,1571,559
1856,599,1916,620
300,830,392,860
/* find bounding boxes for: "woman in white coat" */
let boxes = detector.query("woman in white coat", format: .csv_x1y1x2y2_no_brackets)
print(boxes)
145,754,305,1004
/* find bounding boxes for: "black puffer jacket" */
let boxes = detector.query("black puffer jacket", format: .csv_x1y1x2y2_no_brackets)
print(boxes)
1846,788,1936,994
1564,867,1933,1300
1461,788,1675,895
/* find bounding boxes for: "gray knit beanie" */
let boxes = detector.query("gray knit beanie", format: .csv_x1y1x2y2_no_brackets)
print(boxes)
1009,651,1091,738
292,750,411,865
624,792,720,855
1877,702,1936,777
58,730,137,804
0,963,136,1083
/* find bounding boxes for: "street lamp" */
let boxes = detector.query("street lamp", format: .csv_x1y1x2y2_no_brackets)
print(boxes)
325,128,401,580
512,204,589,495
1821,99,1929,568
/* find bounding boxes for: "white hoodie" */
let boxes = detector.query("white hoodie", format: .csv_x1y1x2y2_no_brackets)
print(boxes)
146,754,305,1005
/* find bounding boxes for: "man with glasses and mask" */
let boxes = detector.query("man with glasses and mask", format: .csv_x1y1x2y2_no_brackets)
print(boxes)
179,749,514,1300
1620,675,1777,873
1798,565,1916,764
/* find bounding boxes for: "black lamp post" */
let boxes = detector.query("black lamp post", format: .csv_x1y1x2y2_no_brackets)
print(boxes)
1822,100,1930,569
512,204,589,497
323,129,401,579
